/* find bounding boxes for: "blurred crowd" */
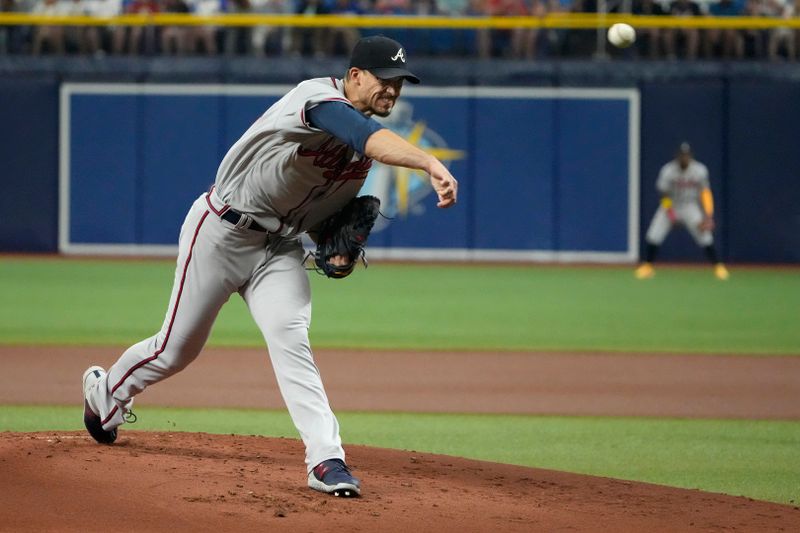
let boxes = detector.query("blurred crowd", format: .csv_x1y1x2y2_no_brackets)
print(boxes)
0,0,798,61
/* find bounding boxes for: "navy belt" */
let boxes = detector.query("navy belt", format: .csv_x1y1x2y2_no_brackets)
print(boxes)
221,209,267,232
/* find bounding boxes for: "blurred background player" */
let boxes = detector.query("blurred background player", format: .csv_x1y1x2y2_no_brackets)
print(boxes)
635,142,730,280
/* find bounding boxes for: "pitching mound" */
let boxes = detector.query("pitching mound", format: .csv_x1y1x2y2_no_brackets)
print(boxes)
1,432,797,532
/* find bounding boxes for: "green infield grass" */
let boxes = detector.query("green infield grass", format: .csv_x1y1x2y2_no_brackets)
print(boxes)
2,405,798,506
1,258,798,354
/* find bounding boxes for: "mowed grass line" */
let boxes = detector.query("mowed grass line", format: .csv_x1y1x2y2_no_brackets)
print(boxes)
2,405,799,506
1,258,799,354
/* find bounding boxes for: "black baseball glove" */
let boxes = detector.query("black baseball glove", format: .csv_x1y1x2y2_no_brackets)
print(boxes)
313,195,381,279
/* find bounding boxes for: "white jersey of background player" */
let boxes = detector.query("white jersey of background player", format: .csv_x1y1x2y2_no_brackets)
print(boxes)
81,35,458,498
635,142,729,280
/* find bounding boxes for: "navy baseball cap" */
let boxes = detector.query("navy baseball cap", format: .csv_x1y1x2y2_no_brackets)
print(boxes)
349,36,420,84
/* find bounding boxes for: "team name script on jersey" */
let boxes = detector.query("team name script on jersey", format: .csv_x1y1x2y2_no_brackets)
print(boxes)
298,138,373,181
673,178,701,190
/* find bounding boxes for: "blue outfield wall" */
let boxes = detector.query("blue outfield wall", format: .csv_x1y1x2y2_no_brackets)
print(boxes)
60,85,638,261
1,70,799,263
726,81,800,263
0,77,59,252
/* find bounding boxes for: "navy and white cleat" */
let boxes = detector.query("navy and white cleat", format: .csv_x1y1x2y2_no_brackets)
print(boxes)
307,459,361,498
82,366,117,445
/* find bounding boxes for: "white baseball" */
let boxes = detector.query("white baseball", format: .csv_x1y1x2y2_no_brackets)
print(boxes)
607,23,636,49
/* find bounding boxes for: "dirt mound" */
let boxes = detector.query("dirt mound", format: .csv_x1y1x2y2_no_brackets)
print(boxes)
1,432,797,532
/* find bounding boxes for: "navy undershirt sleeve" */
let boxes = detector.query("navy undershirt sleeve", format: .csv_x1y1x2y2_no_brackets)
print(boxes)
306,101,385,155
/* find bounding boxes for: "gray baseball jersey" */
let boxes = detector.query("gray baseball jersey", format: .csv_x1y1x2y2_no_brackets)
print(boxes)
656,159,710,208
214,77,373,236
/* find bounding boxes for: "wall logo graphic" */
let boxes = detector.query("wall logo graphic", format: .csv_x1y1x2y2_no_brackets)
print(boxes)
362,101,465,232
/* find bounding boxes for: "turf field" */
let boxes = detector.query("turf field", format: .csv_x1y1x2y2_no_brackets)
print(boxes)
1,257,799,505
1,258,798,353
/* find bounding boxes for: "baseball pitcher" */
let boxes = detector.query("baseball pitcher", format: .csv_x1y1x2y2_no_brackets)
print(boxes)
635,142,729,280
81,35,458,498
